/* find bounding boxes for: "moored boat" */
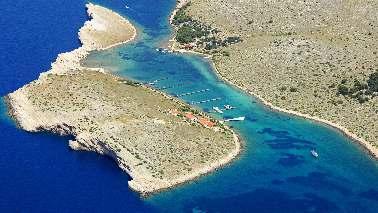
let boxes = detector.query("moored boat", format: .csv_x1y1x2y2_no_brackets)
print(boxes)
224,105,235,110
225,116,245,122
213,106,223,114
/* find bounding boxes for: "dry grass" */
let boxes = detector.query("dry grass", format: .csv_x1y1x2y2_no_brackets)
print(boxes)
22,70,236,183
182,0,378,148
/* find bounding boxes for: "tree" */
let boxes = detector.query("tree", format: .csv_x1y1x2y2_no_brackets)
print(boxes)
176,25,196,43
172,3,192,25
367,71,378,92
337,84,349,95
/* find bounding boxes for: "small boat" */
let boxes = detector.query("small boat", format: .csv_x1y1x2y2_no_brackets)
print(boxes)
156,48,169,53
310,150,319,158
125,5,130,9
224,105,234,110
148,80,158,85
225,116,245,122
213,106,223,114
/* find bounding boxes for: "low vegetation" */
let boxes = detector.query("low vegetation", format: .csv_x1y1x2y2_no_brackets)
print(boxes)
337,71,378,103
176,24,210,43
11,70,237,191
182,0,378,148
173,3,242,52
172,2,192,25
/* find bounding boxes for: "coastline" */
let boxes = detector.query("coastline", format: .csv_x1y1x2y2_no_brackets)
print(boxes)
3,96,18,127
1,0,378,211
168,1,378,160
114,78,243,195
131,132,242,196
5,3,137,132
209,60,378,160
5,3,243,196
130,79,243,195
5,72,242,196
47,3,137,76
168,0,190,25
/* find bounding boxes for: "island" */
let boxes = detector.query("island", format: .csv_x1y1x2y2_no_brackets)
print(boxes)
170,0,378,158
5,4,240,195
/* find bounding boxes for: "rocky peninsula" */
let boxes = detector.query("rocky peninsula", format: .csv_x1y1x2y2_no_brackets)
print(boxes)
6,4,240,195
171,0,378,158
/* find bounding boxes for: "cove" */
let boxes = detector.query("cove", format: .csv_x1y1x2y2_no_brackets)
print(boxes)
84,0,378,212
0,0,377,212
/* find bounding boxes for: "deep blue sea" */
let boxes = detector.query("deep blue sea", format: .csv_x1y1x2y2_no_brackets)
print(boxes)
1,0,377,212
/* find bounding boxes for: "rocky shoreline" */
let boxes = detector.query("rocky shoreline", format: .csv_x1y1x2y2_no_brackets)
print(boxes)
47,3,137,76
6,3,242,196
169,0,378,160
209,61,378,159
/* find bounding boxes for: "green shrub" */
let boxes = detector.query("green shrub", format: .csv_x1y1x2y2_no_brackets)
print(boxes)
357,94,369,103
222,51,230,56
351,79,368,93
173,11,191,25
176,25,198,43
367,71,378,92
337,84,349,95
224,36,242,44
172,3,192,25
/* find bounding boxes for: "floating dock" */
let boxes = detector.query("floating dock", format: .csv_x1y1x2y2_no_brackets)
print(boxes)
157,82,193,90
191,97,222,104
176,89,210,97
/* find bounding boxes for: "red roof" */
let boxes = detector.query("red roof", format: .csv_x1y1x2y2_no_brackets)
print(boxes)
185,113,197,120
199,117,215,128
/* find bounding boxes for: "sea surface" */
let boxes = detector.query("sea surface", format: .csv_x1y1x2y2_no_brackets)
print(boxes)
1,0,377,212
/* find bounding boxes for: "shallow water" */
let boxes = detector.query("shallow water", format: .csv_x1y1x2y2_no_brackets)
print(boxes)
1,0,378,212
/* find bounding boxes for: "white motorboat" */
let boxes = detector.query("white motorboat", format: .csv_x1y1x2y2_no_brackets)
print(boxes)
225,116,245,122
311,150,319,158
213,106,223,114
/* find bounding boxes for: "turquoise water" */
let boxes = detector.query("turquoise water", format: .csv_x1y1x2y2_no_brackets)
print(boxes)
0,0,377,212
84,0,378,212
